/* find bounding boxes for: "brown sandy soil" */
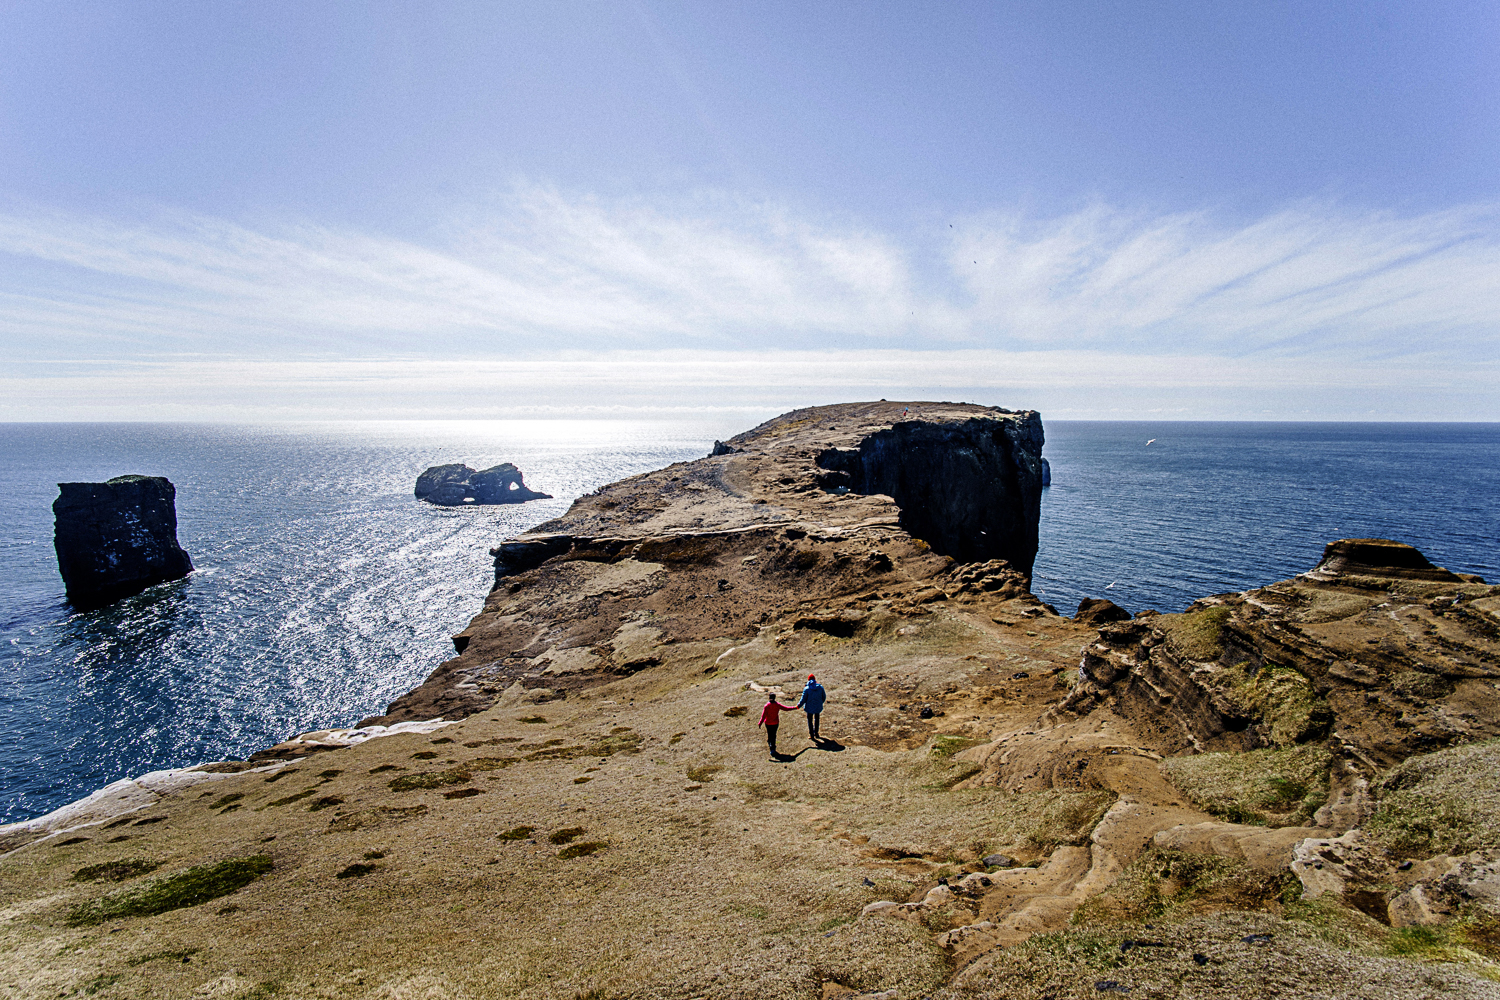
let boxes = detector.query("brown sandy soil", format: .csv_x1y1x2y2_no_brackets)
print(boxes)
4,404,1500,999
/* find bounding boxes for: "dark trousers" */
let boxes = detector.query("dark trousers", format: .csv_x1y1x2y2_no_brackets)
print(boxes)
765,724,778,754
807,712,821,739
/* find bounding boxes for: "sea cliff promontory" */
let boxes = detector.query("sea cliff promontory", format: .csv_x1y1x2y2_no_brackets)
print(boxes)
4,402,1500,1000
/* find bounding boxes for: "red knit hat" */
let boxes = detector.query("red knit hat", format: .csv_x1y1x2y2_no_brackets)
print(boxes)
808,674,816,679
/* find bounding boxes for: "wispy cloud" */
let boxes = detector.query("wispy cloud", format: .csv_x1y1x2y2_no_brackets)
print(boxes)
4,185,1497,366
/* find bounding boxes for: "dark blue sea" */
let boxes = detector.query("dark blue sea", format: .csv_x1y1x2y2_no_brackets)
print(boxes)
2,420,1496,823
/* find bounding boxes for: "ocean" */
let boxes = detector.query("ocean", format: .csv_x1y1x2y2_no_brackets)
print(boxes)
2,419,1496,823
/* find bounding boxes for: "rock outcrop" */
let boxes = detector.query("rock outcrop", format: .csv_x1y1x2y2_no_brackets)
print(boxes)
52,475,193,609
414,463,552,506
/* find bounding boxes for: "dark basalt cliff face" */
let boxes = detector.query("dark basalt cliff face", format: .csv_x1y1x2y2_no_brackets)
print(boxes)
814,413,1045,575
363,401,1046,725
414,462,552,506
53,475,193,609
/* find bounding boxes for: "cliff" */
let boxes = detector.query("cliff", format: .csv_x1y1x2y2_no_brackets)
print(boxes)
52,475,193,609
5,405,1500,1000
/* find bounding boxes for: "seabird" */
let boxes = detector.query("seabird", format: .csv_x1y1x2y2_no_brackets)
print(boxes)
1145,438,1156,446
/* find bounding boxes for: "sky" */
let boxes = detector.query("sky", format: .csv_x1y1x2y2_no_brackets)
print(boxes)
2,0,1498,421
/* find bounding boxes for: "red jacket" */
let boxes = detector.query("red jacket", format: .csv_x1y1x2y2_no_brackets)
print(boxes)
759,701,793,726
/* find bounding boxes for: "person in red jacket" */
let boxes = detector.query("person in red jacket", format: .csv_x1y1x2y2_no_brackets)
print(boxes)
758,692,793,759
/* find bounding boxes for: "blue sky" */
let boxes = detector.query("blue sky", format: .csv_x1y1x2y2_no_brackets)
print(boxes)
2,1,1498,419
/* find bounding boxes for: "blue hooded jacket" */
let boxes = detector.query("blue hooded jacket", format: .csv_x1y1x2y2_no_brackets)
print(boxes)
796,679,826,714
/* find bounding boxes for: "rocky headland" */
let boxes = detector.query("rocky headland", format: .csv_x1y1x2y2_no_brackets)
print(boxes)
5,401,1500,1000
52,475,194,609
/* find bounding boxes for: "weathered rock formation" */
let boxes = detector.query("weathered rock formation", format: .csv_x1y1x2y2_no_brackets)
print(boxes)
52,475,193,609
414,462,552,506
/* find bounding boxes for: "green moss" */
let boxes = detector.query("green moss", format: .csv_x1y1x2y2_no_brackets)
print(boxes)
558,842,607,859
723,706,748,717
519,716,546,724
264,788,317,808
1162,605,1233,661
685,764,722,783
335,863,379,878
1162,745,1331,826
66,855,273,926
72,859,160,883
1366,738,1500,857
549,827,585,845
81,973,121,994
388,768,472,792
209,793,243,811
498,826,535,841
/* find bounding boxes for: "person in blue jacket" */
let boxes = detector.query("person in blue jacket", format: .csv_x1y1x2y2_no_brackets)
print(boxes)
794,674,826,741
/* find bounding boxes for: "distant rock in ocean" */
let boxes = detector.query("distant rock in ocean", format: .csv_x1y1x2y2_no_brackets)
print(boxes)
53,475,194,609
1041,457,1051,487
414,463,552,506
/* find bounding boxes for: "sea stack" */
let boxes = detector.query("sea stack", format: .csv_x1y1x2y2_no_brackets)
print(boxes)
53,475,194,609
414,463,552,506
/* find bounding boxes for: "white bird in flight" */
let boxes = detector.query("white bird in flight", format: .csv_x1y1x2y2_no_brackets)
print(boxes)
1145,438,1156,446
1105,581,1117,589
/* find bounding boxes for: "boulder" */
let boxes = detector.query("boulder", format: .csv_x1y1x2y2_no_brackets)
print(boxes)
1075,597,1132,626
414,463,552,506
53,475,193,609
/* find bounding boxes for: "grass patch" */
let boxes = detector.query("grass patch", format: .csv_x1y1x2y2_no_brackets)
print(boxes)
126,947,198,966
930,735,979,759
1011,789,1115,849
66,855,273,927
498,826,535,841
1366,738,1500,857
264,788,317,808
723,706,748,717
72,859,160,883
368,764,400,773
1072,847,1297,926
335,863,379,879
1162,744,1331,826
558,841,607,859
466,756,521,772
209,793,243,811
307,795,344,811
388,768,472,792
519,716,546,724
524,729,644,762
1161,605,1233,661
550,827,586,845
81,973,121,994
686,764,723,783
